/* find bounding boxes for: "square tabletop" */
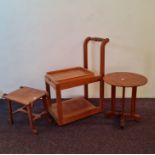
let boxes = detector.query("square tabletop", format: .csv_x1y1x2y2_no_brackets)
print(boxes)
5,87,46,105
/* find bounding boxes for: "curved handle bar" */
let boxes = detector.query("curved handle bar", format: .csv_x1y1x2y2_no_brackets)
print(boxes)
83,36,110,76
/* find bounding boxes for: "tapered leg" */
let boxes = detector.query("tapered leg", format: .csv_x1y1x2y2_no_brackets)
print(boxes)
26,104,38,134
7,100,14,125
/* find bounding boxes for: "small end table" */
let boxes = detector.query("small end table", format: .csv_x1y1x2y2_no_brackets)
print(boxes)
4,86,51,134
103,72,148,128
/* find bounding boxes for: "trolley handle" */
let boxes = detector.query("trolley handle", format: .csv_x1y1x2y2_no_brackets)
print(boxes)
89,37,104,42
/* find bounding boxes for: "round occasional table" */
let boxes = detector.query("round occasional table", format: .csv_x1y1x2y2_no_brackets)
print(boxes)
103,72,148,128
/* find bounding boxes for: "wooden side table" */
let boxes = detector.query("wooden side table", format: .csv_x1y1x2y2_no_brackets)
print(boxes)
4,86,50,134
103,72,148,128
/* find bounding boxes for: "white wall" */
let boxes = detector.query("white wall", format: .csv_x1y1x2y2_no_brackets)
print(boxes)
0,0,155,98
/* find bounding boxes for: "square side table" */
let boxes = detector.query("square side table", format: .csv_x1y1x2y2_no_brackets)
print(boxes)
4,86,51,134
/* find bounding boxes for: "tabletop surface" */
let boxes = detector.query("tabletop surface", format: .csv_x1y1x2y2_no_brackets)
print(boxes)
46,67,95,84
5,87,46,105
103,72,148,87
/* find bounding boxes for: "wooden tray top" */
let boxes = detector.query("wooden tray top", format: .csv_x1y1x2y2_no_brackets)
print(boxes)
46,67,95,84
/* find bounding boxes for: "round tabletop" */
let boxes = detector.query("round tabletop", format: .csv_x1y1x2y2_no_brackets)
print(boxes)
103,72,148,87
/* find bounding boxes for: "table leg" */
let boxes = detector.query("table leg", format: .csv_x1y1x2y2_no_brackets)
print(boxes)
107,85,116,117
111,86,116,115
120,87,126,128
131,87,141,121
42,95,52,124
45,82,51,99
7,100,14,125
84,85,88,100
131,87,137,114
56,87,63,125
99,80,104,112
27,104,38,134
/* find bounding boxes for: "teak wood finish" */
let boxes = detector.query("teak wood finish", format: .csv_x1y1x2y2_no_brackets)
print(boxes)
103,72,148,128
4,86,51,134
45,37,109,125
